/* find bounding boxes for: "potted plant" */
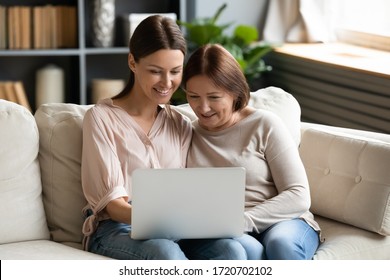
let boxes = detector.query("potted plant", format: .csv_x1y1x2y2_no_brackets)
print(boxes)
178,3,273,86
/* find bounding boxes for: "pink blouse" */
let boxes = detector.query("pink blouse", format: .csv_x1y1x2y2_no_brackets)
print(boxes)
81,99,192,239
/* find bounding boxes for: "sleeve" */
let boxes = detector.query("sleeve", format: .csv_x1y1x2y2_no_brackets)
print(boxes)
244,113,311,233
170,108,193,167
81,108,128,217
180,115,193,167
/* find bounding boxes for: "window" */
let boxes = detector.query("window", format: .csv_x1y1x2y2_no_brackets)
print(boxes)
326,0,390,50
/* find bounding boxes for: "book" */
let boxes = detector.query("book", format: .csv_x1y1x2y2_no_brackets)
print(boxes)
0,82,6,99
0,81,31,111
13,6,21,49
13,81,31,111
33,6,41,49
7,6,14,49
55,6,62,48
0,5,6,49
3,81,17,103
20,6,31,49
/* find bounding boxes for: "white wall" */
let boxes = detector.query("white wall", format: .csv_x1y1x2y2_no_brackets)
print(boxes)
192,0,268,36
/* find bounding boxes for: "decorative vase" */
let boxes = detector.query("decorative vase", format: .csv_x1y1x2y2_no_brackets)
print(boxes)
91,79,125,103
91,0,115,47
35,64,65,109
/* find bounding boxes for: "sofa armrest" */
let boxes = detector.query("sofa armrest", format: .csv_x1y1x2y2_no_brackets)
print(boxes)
0,100,50,245
299,127,390,235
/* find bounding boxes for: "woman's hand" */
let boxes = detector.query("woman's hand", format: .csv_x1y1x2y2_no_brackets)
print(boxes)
105,197,132,224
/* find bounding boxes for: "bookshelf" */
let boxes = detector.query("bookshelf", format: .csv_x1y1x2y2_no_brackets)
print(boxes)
0,0,187,110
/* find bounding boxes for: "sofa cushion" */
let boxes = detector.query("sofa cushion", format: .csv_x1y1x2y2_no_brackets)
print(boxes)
300,128,390,236
0,240,110,260
174,86,301,145
314,216,390,260
0,100,50,244
34,103,93,243
248,86,301,145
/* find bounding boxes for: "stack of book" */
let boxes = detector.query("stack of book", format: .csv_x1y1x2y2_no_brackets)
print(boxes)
0,81,31,111
0,5,77,49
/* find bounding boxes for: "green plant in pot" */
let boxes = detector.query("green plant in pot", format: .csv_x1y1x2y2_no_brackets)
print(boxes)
171,3,273,104
178,3,273,86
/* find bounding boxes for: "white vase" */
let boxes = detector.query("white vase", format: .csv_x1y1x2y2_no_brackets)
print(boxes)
91,0,115,47
91,79,125,103
35,64,65,109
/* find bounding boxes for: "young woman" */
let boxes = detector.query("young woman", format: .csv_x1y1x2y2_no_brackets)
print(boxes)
81,16,250,260
182,44,321,260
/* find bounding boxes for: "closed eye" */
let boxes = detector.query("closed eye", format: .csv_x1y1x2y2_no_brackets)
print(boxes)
150,70,161,74
171,70,182,75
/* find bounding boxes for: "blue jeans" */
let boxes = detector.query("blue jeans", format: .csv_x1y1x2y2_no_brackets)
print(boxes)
179,234,263,260
88,219,262,260
251,219,320,260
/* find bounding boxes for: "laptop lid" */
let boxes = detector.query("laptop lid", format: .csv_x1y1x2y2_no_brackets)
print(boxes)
130,167,246,240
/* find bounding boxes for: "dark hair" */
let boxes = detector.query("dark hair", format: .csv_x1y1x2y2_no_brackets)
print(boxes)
182,44,250,111
113,15,187,99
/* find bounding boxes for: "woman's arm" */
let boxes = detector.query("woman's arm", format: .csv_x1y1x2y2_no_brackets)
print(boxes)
105,197,132,224
82,108,128,220
244,112,311,233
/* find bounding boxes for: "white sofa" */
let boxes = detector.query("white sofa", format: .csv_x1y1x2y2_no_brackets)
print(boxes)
1,87,390,260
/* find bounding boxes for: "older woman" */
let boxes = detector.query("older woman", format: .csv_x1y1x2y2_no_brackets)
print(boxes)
181,44,321,260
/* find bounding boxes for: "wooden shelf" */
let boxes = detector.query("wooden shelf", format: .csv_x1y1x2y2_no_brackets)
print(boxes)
0,0,187,109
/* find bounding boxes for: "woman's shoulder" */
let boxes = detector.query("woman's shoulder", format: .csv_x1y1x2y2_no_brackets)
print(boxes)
84,99,120,126
166,105,192,124
245,107,283,124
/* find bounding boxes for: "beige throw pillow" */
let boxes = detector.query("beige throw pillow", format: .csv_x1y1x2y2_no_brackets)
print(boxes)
35,103,93,243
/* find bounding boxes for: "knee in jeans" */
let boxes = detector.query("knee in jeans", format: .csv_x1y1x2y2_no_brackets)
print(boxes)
265,236,304,260
147,239,187,260
217,239,247,260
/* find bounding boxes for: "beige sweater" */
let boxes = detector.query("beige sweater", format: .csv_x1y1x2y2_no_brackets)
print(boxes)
187,109,320,234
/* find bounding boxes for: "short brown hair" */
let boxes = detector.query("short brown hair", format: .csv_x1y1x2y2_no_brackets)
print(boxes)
182,44,250,111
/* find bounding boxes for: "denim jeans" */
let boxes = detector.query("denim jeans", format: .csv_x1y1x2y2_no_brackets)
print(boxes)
88,219,262,260
251,218,320,260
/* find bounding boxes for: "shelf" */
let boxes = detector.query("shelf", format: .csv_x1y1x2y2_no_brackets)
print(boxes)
0,49,81,56
84,47,129,55
0,47,130,57
0,0,186,109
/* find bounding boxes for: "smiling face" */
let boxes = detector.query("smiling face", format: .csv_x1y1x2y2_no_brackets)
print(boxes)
186,75,238,131
130,49,184,105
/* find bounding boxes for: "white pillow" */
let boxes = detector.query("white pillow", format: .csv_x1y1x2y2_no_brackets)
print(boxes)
0,100,50,244
249,86,301,145
35,103,93,244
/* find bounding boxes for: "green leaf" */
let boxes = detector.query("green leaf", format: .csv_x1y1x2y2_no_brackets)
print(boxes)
210,3,227,24
178,3,274,83
188,24,224,46
244,45,273,68
233,25,258,45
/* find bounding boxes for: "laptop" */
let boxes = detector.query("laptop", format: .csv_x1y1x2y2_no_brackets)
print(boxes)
130,167,246,240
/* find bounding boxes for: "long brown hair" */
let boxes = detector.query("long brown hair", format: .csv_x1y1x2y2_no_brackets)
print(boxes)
113,15,187,99
182,44,250,111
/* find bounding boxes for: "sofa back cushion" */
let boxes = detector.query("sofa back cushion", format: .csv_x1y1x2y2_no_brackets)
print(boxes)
300,128,390,236
35,103,92,243
0,100,50,244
